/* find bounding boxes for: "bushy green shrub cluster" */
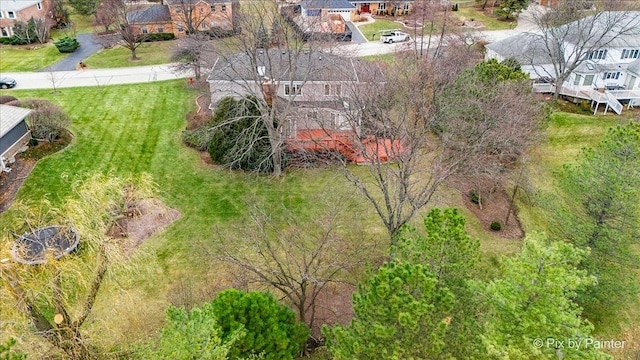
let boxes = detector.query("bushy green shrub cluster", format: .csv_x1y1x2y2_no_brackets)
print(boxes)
138,33,175,42
54,36,80,53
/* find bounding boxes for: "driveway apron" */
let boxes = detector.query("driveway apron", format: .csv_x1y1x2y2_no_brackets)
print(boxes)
40,33,102,72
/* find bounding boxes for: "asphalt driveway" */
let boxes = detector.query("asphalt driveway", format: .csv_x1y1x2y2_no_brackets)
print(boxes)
346,22,367,44
40,33,102,72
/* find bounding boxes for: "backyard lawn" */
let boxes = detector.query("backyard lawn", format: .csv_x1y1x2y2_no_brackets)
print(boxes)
83,41,176,68
0,81,637,354
0,44,67,71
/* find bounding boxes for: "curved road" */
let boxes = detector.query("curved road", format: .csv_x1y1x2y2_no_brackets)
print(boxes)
41,33,103,72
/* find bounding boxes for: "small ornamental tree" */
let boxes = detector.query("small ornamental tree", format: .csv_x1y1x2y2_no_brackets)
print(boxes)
211,290,308,360
325,262,455,359
18,98,71,142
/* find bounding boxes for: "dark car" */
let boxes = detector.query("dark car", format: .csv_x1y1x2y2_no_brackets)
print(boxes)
0,77,17,89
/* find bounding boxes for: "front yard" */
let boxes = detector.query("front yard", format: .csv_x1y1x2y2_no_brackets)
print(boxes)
83,41,176,68
0,44,67,71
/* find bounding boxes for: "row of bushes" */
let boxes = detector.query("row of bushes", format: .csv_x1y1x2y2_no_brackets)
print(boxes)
138,32,175,42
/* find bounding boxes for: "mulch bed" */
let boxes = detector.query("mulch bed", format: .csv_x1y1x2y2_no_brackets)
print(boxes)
448,177,525,239
0,157,36,213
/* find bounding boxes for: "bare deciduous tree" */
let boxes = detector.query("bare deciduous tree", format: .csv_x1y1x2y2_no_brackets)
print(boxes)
171,33,215,79
95,0,148,60
206,0,340,176
209,200,374,335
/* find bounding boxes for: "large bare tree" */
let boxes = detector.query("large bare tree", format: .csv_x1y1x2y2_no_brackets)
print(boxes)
206,0,343,176
95,0,149,60
336,44,540,241
528,0,640,98
209,199,375,336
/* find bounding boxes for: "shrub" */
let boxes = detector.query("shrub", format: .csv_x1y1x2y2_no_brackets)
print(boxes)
183,128,212,151
490,221,502,231
139,32,175,42
469,190,480,204
20,98,72,142
211,289,309,360
0,95,18,104
54,36,80,53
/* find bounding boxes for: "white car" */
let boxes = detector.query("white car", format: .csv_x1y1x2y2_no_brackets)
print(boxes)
380,31,410,44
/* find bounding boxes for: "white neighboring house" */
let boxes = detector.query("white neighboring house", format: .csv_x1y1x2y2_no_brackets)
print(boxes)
0,104,32,172
485,11,640,114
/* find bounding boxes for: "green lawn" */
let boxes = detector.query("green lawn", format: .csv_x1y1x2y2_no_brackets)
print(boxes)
83,41,176,68
50,11,96,38
0,81,383,352
358,19,407,42
0,44,67,71
456,6,516,30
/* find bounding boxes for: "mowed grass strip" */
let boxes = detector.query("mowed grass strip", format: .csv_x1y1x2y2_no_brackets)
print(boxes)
358,19,406,41
83,41,175,68
455,6,516,31
0,44,67,71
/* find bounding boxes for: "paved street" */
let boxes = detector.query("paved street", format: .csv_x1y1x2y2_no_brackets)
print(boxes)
0,6,543,90
1,64,188,90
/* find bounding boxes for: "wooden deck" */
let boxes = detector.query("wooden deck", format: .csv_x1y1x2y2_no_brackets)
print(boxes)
532,83,640,114
286,129,405,164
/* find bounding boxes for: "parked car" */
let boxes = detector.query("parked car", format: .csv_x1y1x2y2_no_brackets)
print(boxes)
0,77,17,89
380,30,409,44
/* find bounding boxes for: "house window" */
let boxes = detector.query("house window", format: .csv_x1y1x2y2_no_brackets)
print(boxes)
37,2,42,10
334,84,341,95
1,27,9,37
573,74,582,85
621,49,640,59
211,21,217,28
285,84,302,96
7,11,16,19
324,84,330,95
157,25,164,33
603,71,620,80
379,3,386,10
584,74,594,86
307,111,318,121
221,4,227,11
0,11,3,19
588,49,607,60
403,2,410,10
211,5,216,11
141,25,148,34
325,84,341,95
201,22,207,30
177,23,184,32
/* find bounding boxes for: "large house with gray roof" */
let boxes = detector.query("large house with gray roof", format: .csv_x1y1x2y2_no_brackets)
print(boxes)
0,104,32,172
486,11,640,114
207,49,384,137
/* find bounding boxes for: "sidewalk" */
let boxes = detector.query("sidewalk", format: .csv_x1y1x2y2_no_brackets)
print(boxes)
1,64,189,90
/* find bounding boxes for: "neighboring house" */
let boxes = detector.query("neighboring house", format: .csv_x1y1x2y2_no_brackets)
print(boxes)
349,0,413,16
207,49,400,163
0,104,32,172
127,0,238,38
485,11,640,114
300,0,356,22
0,0,51,38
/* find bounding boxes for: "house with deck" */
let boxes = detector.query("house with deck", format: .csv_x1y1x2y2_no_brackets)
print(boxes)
207,49,402,163
485,11,640,114
0,104,32,173
0,0,52,38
